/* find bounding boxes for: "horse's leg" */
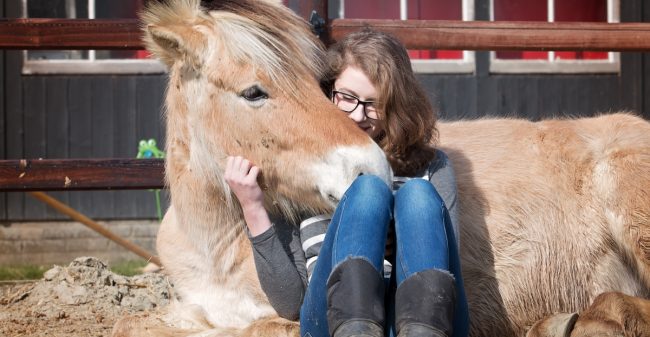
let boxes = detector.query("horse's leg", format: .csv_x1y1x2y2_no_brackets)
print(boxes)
177,316,298,337
526,292,650,337
570,292,650,337
238,316,300,337
525,313,579,337
112,312,249,337
111,312,203,337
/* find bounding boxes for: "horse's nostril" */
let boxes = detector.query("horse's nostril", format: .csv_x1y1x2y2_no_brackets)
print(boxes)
327,194,339,203
358,172,364,177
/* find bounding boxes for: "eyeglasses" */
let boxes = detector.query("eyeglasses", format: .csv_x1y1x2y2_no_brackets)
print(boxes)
332,90,378,120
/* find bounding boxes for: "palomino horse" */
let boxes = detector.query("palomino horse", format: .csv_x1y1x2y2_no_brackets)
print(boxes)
113,0,391,336
440,115,650,336
112,0,650,336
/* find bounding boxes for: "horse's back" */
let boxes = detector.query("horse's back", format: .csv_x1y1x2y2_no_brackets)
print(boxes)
438,113,650,336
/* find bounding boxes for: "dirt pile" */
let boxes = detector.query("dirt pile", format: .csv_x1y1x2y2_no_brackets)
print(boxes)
0,257,174,337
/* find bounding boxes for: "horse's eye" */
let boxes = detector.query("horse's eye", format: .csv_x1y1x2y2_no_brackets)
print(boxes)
240,85,268,102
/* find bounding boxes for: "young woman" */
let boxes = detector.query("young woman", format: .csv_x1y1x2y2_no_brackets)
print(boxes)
225,29,468,337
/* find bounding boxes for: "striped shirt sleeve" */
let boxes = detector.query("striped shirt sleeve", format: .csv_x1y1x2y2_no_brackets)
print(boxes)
299,214,330,280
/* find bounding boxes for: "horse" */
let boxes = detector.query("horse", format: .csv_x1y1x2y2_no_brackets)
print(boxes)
439,114,650,336
112,0,391,336
113,0,650,336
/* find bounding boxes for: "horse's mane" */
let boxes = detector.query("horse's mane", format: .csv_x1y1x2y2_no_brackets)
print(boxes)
143,0,326,99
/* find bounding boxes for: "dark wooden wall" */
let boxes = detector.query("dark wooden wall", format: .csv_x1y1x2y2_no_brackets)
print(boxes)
1,0,648,220
5,75,169,221
645,1,650,116
2,0,168,221
1,0,5,220
6,75,168,221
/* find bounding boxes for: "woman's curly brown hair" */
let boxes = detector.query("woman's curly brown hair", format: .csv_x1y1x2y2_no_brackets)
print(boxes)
322,29,439,176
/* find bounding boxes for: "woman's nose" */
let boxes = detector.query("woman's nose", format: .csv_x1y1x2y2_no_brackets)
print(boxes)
348,104,366,122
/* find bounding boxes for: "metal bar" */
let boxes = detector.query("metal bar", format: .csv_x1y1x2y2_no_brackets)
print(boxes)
0,158,165,191
3,18,650,51
290,0,328,22
288,0,329,43
29,191,161,266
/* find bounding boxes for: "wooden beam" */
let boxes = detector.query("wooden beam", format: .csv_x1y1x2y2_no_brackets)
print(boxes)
0,18,142,50
3,18,650,51
0,159,165,191
329,19,650,52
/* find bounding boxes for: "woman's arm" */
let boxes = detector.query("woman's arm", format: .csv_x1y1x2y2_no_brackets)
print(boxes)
249,222,307,320
224,156,307,320
428,150,460,245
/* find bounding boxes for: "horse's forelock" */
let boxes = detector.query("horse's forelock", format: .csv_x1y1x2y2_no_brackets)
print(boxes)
144,0,325,100
207,0,326,99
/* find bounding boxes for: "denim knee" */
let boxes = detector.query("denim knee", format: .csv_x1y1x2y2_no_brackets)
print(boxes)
395,179,444,212
349,174,391,193
344,175,393,206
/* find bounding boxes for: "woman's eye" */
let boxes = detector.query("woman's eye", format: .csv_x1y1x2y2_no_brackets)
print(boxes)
240,85,268,102
341,95,356,103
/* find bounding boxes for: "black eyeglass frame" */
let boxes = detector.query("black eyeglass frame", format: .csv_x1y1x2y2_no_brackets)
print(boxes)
331,90,378,120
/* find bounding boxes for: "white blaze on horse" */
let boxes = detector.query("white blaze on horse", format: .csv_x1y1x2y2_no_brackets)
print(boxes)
112,0,650,336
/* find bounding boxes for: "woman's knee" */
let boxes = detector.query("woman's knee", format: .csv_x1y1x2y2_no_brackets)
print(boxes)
394,180,448,235
345,174,393,205
395,179,443,209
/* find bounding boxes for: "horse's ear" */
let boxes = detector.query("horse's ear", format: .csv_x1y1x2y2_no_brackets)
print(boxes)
146,24,205,69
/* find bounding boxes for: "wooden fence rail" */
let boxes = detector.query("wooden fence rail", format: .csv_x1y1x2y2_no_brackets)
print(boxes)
3,18,650,51
0,19,142,50
0,159,164,191
331,20,650,52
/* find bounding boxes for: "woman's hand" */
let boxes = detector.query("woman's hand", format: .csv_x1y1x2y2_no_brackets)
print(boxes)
225,156,263,208
224,156,271,236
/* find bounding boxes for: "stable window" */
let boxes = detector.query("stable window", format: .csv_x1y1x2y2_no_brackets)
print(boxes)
336,0,475,74
22,0,164,75
489,0,620,74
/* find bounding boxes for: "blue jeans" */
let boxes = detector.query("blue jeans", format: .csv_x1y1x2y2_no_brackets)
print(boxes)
300,175,469,337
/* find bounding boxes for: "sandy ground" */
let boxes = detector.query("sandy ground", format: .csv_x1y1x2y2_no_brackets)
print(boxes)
0,257,173,337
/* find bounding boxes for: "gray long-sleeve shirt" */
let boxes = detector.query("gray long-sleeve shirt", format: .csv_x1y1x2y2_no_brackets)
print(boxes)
249,149,458,320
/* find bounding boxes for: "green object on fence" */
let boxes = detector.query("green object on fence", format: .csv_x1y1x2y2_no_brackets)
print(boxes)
137,139,165,159
136,139,166,221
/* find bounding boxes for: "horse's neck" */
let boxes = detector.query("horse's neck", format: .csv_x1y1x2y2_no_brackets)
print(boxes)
167,145,245,260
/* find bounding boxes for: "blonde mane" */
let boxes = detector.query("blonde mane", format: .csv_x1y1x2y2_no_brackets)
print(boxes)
143,0,326,101
208,1,326,99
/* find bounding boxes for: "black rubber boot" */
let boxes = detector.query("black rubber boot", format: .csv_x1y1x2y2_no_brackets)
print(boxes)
395,269,456,337
327,258,386,337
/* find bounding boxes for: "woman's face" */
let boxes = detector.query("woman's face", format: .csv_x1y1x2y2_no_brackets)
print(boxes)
333,66,383,139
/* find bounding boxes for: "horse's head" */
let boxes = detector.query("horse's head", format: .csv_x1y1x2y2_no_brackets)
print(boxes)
142,0,392,217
